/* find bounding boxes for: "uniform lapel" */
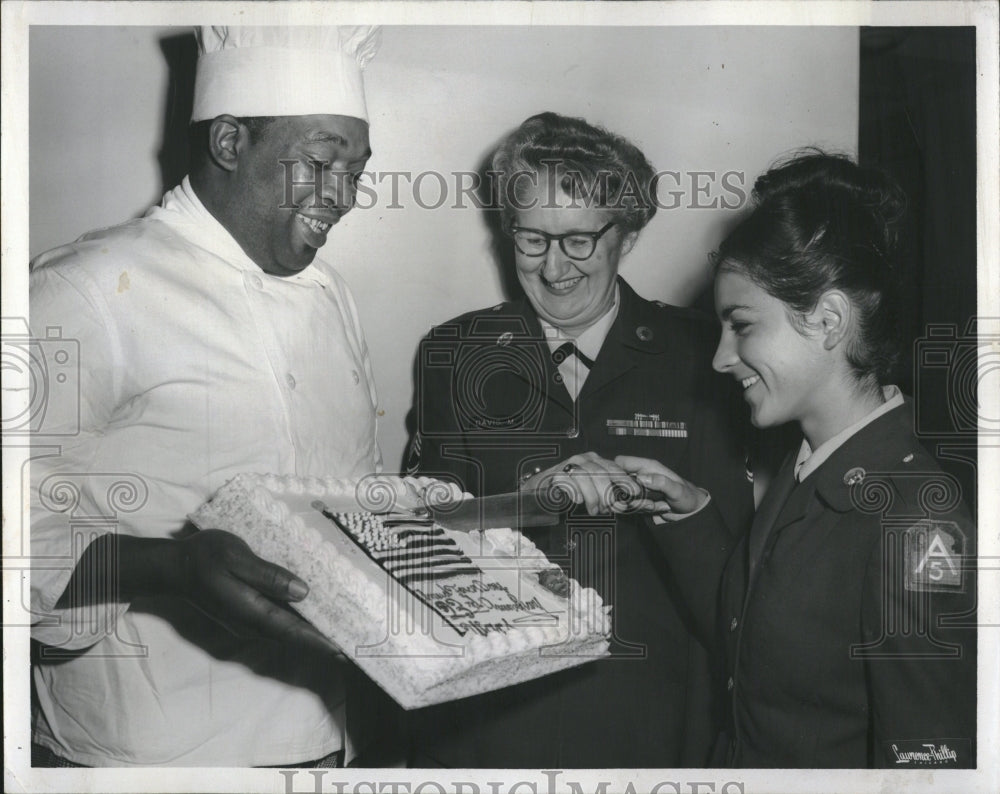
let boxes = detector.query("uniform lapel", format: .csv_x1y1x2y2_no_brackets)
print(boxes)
578,279,667,403
747,451,798,579
746,402,914,580
500,297,577,416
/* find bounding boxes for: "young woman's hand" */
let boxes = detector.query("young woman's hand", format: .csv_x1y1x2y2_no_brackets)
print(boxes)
614,455,710,516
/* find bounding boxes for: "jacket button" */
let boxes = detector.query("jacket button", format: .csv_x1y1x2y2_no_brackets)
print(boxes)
285,373,297,390
250,274,264,290
730,617,738,632
727,676,734,691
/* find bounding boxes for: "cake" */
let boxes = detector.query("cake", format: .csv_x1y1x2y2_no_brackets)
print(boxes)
190,473,611,709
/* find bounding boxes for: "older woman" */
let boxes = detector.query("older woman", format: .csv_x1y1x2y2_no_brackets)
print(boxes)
404,112,754,767
618,152,977,767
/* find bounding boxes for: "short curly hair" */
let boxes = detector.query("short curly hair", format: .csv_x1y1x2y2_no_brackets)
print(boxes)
491,112,657,235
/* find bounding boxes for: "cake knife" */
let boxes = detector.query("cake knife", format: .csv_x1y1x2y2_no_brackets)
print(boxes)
409,490,563,531
408,479,668,532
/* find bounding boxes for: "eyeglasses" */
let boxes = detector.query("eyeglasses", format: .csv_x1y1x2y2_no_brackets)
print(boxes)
509,221,617,261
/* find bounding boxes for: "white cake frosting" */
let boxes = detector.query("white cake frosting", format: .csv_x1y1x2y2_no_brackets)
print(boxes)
191,473,611,708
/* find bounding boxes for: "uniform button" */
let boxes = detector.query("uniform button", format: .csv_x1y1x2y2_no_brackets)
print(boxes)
286,373,297,390
351,370,360,385
730,617,738,632
250,275,263,290
727,676,734,691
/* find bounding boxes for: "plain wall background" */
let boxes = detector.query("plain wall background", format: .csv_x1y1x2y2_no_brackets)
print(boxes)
29,25,859,470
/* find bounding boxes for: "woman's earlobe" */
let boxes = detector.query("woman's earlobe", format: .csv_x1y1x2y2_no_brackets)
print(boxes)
819,290,852,351
621,231,639,256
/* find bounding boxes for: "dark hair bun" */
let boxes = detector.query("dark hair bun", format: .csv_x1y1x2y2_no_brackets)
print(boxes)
716,150,909,385
753,149,907,276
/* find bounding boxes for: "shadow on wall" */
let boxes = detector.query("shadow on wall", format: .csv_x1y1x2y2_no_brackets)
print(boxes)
398,139,523,472
157,31,197,195
473,143,523,304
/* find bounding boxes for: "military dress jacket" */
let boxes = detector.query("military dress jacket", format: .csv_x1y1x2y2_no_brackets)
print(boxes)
654,401,977,768
405,278,755,768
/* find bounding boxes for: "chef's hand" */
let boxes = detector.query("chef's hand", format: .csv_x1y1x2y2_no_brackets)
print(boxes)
174,529,343,657
525,452,638,515
614,455,710,516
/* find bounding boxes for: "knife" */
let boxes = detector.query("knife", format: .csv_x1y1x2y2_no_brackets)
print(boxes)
409,489,565,531
407,477,669,532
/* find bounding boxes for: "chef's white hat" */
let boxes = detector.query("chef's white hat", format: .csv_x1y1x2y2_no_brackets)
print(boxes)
191,26,381,122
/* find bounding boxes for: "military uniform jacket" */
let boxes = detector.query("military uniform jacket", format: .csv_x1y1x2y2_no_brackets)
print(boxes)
655,401,977,768
405,278,755,768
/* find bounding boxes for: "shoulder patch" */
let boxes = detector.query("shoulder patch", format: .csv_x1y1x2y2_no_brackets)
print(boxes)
904,520,966,592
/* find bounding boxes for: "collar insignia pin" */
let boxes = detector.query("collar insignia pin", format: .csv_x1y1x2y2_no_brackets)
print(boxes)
843,466,866,487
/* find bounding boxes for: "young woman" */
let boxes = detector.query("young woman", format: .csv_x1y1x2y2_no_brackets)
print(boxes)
618,152,977,768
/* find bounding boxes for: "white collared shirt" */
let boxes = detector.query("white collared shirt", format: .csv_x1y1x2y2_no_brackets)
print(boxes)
29,177,380,766
539,284,620,400
795,385,904,482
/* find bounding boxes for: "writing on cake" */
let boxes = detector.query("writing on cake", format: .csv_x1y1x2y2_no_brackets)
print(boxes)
317,503,558,638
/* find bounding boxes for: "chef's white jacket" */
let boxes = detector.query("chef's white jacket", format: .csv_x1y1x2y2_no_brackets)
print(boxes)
28,177,381,766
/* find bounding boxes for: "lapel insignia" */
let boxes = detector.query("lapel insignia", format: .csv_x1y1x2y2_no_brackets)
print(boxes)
607,414,687,438
843,466,866,486
904,520,965,591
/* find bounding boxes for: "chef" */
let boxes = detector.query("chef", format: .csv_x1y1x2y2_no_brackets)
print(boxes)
30,25,382,767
